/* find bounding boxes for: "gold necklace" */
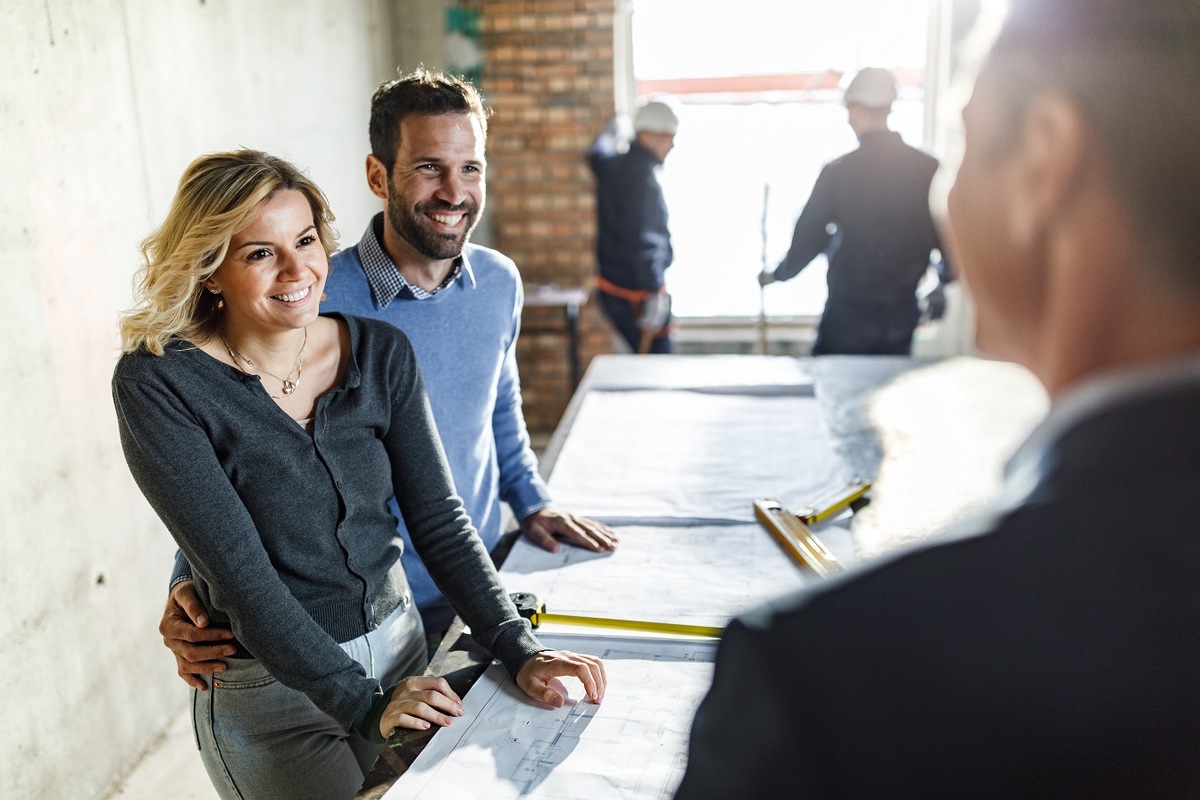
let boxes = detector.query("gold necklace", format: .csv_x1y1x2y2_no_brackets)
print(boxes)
222,326,307,398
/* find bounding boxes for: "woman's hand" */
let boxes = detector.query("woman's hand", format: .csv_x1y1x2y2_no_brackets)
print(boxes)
379,676,464,739
516,650,607,707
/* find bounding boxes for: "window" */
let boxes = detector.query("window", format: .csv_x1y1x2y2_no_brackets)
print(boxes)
630,0,933,319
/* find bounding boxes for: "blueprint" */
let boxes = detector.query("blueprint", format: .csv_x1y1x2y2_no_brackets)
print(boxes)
546,390,854,524
382,634,717,800
498,520,853,630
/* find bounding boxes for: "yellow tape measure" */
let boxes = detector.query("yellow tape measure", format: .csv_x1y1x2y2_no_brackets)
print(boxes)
510,592,722,638
795,477,872,524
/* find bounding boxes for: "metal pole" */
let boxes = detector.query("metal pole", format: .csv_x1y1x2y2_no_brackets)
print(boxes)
757,182,770,355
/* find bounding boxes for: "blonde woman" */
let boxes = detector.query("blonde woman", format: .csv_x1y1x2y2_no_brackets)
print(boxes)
113,150,605,799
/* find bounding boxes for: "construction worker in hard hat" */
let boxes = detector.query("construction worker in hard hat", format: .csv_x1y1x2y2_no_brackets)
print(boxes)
759,67,954,356
587,97,680,353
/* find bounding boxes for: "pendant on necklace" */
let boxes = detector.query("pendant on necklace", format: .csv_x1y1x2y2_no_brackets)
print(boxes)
282,380,297,395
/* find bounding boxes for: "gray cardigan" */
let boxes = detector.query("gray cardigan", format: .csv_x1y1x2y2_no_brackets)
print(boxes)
113,313,541,737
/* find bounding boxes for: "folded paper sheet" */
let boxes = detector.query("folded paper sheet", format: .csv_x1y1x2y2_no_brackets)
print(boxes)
547,390,855,524
574,354,815,393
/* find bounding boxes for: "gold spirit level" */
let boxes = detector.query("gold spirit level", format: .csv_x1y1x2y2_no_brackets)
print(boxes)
753,498,845,578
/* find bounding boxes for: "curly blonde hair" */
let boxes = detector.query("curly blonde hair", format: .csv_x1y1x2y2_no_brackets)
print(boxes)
119,150,338,354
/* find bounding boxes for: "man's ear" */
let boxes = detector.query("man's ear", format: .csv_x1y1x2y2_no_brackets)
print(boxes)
365,154,390,202
1008,93,1089,246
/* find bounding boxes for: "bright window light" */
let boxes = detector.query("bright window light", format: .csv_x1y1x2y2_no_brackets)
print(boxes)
632,0,932,318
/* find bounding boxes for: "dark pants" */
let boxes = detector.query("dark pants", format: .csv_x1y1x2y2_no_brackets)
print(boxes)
813,298,920,356
599,292,673,354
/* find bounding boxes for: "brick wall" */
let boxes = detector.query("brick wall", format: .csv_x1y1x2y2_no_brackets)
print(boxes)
479,0,617,439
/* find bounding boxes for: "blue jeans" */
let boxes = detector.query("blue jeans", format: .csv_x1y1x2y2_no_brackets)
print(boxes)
192,598,426,800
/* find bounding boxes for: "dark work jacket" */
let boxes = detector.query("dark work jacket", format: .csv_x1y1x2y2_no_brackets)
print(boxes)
776,130,944,309
675,368,1200,799
587,137,673,292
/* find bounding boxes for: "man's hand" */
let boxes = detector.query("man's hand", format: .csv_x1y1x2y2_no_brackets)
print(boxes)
160,580,236,690
520,508,618,554
602,114,635,144
758,270,777,287
516,649,607,708
920,283,948,322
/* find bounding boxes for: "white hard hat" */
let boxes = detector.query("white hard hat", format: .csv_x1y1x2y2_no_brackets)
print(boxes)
633,98,681,135
842,68,898,109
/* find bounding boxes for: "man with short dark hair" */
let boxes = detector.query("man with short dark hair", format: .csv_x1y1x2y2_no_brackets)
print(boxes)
161,69,617,682
760,67,952,356
677,1,1200,796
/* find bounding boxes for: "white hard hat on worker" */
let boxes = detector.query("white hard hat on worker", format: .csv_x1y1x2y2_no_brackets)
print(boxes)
842,67,898,109
633,96,680,162
633,97,681,134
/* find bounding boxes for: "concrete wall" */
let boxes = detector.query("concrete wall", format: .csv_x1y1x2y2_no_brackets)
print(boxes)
390,0,455,74
0,1,401,796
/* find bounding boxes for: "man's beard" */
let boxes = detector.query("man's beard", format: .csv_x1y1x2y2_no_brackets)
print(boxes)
387,193,481,261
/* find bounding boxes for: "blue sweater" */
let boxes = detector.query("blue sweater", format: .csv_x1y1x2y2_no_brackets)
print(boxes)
323,217,552,620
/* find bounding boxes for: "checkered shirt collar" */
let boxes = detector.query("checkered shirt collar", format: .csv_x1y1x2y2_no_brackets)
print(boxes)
358,213,470,308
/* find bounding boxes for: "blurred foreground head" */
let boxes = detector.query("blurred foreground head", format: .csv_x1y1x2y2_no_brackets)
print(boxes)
988,0,1200,280
947,0,1200,385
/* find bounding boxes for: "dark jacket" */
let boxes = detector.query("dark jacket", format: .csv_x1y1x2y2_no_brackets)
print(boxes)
676,366,1200,798
777,130,944,309
588,136,673,292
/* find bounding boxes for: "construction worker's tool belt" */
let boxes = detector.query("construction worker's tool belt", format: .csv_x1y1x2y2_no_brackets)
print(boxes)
597,276,655,304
